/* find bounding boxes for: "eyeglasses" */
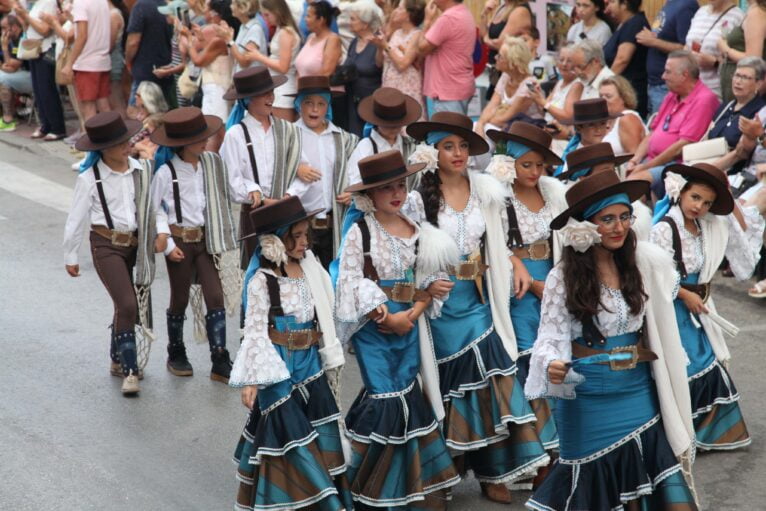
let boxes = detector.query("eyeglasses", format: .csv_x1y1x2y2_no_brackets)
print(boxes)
733,73,756,82
596,213,636,229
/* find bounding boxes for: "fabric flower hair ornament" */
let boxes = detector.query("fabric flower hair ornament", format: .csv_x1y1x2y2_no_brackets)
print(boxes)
664,172,688,202
259,234,288,265
408,143,439,173
352,192,376,213
560,218,602,253
486,154,517,187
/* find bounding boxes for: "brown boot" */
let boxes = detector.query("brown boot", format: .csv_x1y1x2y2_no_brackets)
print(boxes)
480,482,512,504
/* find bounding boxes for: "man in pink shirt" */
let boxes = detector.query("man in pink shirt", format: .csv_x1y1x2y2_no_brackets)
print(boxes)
61,0,113,121
417,0,476,116
626,50,720,195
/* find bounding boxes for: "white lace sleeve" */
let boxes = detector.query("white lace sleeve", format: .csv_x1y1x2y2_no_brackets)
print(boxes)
649,221,674,256
525,265,579,400
725,205,765,280
229,272,291,388
401,190,425,224
419,271,451,319
335,223,388,344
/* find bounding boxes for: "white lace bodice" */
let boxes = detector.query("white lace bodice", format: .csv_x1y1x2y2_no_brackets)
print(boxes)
509,191,553,245
650,204,765,280
230,270,316,387
335,213,422,343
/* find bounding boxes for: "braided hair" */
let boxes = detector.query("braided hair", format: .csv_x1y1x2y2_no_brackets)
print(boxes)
418,170,442,227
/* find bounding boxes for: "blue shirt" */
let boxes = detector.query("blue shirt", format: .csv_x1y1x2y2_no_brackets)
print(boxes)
646,0,699,85
126,0,174,83
708,95,766,149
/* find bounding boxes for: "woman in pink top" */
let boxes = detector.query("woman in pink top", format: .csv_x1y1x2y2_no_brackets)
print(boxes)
294,1,342,79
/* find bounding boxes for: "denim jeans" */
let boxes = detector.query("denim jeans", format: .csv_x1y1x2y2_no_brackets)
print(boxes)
647,84,669,117
429,97,470,117
0,69,33,94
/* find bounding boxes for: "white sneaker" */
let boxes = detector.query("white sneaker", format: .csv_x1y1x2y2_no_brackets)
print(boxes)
121,371,140,395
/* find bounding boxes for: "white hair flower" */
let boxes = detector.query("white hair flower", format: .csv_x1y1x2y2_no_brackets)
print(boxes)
561,218,601,253
486,154,517,186
664,172,688,201
259,234,288,265
408,143,439,173
352,192,376,213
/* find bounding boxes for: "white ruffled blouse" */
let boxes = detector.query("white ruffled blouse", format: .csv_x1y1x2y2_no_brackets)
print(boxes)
650,204,764,279
525,264,649,400
335,213,425,344
509,189,554,245
229,270,316,387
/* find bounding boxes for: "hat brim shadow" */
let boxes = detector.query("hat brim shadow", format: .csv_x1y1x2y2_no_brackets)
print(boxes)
75,119,143,152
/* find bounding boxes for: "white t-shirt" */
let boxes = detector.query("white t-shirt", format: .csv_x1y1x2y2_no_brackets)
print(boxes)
72,0,112,72
685,4,744,99
566,19,612,46
26,0,58,52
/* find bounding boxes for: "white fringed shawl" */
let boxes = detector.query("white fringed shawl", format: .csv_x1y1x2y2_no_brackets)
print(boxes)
301,250,345,370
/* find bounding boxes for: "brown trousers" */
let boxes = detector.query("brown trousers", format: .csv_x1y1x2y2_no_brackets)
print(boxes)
166,237,224,315
89,231,138,332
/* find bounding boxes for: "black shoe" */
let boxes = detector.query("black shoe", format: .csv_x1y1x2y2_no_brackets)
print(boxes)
167,342,193,377
210,348,231,384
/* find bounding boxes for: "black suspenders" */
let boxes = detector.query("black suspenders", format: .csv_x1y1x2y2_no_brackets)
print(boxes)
240,121,259,185
370,137,379,154
660,216,688,280
166,160,183,224
505,199,524,249
92,163,115,229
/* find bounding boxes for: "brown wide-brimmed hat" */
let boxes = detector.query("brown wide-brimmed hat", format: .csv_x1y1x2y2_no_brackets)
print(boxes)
150,107,223,147
662,163,734,215
358,88,422,127
406,111,489,156
487,121,563,165
344,149,427,193
550,170,650,230
558,142,633,181
560,98,622,126
239,196,323,241
286,75,343,98
223,66,288,101
75,111,142,152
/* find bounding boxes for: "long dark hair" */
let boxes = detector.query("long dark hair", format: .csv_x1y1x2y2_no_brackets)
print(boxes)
418,170,442,227
562,229,646,322
258,222,313,271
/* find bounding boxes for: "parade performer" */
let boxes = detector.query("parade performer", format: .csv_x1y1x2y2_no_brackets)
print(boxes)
150,107,238,383
220,66,302,267
650,163,764,451
336,150,461,509
230,196,350,511
525,171,698,510
64,112,155,396
347,87,423,190
285,75,359,267
560,142,653,240
555,98,618,178
405,112,550,504
485,122,566,456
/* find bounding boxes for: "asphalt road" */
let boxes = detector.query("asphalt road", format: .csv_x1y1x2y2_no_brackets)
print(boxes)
1,133,764,510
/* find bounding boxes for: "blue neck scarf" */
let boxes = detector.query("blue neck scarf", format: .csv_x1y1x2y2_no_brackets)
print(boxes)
226,98,252,131
362,122,375,138
154,146,175,171
426,131,452,145
328,200,365,287
582,193,633,220
79,151,102,173
242,225,291,309
295,92,333,121
652,195,674,225
554,134,582,177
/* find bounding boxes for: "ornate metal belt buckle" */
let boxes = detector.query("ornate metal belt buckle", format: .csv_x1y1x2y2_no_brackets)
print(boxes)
182,228,203,243
391,282,415,302
456,261,478,280
111,230,133,247
287,330,309,350
610,345,638,371
528,240,551,261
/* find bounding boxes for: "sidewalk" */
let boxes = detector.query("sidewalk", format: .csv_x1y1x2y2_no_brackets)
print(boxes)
0,117,82,168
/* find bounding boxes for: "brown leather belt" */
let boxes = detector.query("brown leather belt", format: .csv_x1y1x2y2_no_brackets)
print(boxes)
310,214,332,230
448,259,488,280
91,225,138,247
512,240,552,261
681,282,711,303
268,328,322,350
170,224,205,243
571,342,658,371
381,282,430,303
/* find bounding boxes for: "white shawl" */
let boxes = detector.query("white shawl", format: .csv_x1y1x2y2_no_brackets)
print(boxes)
538,176,569,261
301,250,345,370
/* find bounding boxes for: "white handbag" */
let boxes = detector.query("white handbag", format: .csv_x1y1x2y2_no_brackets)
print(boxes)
682,137,729,165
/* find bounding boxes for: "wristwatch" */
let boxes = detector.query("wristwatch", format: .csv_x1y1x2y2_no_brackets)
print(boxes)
227,41,234,48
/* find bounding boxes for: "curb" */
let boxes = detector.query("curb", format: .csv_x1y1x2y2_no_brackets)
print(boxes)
0,133,80,163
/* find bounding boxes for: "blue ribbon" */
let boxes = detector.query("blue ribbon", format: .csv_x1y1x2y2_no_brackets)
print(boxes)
241,225,291,310
328,200,365,287
652,195,673,225
568,352,633,368
79,151,102,173
153,145,175,171
226,98,251,131
362,122,375,138
505,140,532,159
581,193,632,220
426,131,451,145
294,92,333,121
554,134,582,177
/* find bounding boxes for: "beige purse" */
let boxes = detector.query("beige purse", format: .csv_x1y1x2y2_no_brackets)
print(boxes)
682,137,729,165
17,37,43,60
177,64,201,100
